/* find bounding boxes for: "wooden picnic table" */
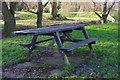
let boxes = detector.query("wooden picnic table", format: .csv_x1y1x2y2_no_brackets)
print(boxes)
14,24,97,65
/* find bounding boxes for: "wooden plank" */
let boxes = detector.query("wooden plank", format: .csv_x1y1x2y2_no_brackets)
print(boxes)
61,38,98,51
20,37,54,47
26,34,38,60
81,27,93,52
53,32,63,48
61,38,82,42
13,24,85,35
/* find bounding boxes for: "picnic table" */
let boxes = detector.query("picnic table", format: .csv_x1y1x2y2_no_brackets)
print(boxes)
14,24,97,65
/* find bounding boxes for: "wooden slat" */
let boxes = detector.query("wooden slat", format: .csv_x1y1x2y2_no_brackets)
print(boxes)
20,37,54,47
61,38,82,42
61,38,98,51
13,24,85,35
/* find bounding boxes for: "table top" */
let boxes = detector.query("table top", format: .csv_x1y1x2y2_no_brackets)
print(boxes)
14,24,86,35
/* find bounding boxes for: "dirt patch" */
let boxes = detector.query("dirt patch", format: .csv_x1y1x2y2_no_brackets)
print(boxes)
3,51,118,78
2,51,91,78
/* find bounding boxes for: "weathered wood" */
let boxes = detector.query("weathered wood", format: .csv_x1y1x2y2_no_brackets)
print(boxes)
53,32,63,48
61,38,97,52
20,37,54,47
26,34,38,60
61,38,82,42
82,27,93,53
14,24,85,35
63,32,82,42
13,24,98,65
48,39,55,47
53,32,70,66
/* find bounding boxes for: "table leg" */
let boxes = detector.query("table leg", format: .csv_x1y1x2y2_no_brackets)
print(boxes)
26,34,38,61
48,39,55,47
53,32,70,66
81,27,94,54
63,32,74,41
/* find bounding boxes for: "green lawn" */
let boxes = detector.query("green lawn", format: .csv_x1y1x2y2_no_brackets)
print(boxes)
0,11,118,30
2,23,118,78
0,11,99,30
1,11,119,78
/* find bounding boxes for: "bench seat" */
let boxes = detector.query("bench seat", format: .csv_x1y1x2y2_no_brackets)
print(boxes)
61,38,98,51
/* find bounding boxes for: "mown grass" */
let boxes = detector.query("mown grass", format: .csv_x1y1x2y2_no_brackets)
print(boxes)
60,12,100,21
2,23,118,78
0,11,98,28
0,11,118,29
1,10,118,78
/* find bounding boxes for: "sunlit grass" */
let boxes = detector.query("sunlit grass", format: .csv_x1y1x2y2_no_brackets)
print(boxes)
2,23,118,65
1,11,118,77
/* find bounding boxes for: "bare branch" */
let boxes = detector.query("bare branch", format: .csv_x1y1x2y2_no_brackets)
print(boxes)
28,10,37,14
106,1,115,16
91,0,102,18
91,0,96,7
23,2,37,14
22,2,29,11
44,0,49,8
94,11,102,18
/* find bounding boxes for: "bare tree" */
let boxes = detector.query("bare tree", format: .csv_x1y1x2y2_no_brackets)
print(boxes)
92,0,115,23
2,2,17,37
23,1,49,28
50,0,57,18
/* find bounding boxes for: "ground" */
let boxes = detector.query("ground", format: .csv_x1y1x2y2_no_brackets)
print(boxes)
1,11,119,78
2,51,109,78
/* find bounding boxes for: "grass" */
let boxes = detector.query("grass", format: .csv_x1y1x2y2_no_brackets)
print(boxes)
51,23,118,78
1,23,118,78
0,11,95,29
60,12,100,21
0,11,118,29
0,11,119,78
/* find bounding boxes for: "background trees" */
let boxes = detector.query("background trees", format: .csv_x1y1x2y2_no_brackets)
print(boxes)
92,0,115,23
1,1,117,37
2,2,17,37
50,0,57,18
22,1,49,28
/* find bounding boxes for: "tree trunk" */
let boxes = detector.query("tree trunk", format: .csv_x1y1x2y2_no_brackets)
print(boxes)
102,14,107,23
37,2,43,28
102,1,108,23
2,2,16,37
51,1,57,18
118,2,120,23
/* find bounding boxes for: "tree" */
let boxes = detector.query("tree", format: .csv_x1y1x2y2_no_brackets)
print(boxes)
50,0,57,18
92,0,115,23
23,1,49,28
2,2,17,37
